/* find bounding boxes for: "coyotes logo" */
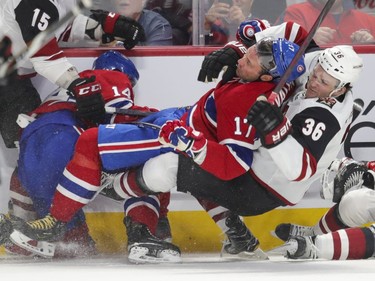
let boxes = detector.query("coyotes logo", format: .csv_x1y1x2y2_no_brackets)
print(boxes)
318,97,336,108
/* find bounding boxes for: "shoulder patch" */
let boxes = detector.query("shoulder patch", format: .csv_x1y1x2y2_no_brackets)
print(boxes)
317,97,337,108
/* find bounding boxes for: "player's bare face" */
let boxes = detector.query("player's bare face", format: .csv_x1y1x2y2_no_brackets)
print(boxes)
305,64,340,98
236,46,264,82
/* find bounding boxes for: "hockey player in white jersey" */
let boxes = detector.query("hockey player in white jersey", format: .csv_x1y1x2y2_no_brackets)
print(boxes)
0,0,145,147
273,157,375,260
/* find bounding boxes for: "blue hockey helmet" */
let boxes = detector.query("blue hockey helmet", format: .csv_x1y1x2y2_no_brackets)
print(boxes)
256,37,306,83
92,50,139,87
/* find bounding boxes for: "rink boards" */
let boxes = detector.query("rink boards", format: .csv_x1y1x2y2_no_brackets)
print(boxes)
0,46,375,255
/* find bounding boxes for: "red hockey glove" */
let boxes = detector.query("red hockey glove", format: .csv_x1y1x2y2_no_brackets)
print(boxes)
90,10,146,50
197,41,247,83
247,100,292,148
68,76,105,125
159,120,207,160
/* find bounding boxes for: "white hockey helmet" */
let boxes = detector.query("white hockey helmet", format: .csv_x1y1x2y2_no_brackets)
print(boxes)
318,45,363,89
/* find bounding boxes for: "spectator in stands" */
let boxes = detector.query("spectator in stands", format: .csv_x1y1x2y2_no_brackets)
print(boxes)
112,0,174,46
251,0,287,25
204,0,255,45
276,0,375,45
145,0,193,45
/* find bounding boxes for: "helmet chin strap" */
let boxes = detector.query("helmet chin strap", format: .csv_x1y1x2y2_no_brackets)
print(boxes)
328,86,345,97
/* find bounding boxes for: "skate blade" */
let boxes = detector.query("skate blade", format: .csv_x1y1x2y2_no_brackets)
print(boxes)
221,247,269,261
128,246,181,264
9,229,55,258
266,241,293,256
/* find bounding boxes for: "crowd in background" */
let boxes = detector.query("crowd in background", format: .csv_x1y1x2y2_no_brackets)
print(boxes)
86,0,375,46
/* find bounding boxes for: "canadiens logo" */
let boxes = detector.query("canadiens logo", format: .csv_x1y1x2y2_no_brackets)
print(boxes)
318,97,337,108
244,26,255,39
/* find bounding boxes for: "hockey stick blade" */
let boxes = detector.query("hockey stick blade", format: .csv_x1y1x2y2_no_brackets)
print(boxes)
268,0,336,106
9,229,55,258
352,98,364,122
0,0,92,79
105,107,154,117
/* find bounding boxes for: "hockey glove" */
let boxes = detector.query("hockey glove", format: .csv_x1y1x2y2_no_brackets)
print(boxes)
332,162,369,203
247,100,292,148
68,76,105,125
90,10,146,50
320,158,370,203
158,120,207,160
197,41,247,83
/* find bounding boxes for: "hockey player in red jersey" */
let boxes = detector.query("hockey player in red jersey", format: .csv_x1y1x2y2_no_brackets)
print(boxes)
273,157,375,260
118,43,362,213
0,0,145,148
89,44,363,258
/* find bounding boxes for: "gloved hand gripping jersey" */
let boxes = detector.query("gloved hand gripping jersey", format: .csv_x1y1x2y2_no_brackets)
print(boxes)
68,75,105,125
197,41,247,83
247,100,292,148
158,120,207,163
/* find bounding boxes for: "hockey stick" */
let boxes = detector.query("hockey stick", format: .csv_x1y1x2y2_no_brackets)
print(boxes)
132,121,161,130
105,107,154,117
268,0,336,106
0,0,92,79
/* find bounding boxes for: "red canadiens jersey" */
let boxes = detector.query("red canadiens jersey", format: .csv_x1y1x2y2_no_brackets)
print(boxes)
182,79,275,181
1,0,88,80
250,91,354,205
32,69,154,124
255,21,308,47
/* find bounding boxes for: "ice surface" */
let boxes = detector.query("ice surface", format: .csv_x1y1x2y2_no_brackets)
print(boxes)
0,253,375,281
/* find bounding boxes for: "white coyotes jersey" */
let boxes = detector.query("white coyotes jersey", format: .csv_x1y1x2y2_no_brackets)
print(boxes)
0,0,86,83
250,91,354,205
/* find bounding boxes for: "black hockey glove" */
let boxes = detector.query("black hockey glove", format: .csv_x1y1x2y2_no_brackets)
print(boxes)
197,41,247,83
90,10,146,50
247,100,292,148
68,76,105,125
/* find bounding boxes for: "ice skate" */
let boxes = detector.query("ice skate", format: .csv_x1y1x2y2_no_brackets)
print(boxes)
125,217,181,264
12,213,67,242
285,236,318,259
99,172,124,201
155,216,172,242
272,223,314,241
221,214,268,260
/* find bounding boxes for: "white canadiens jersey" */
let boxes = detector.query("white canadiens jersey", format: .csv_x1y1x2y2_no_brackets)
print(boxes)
0,0,87,81
250,91,354,205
